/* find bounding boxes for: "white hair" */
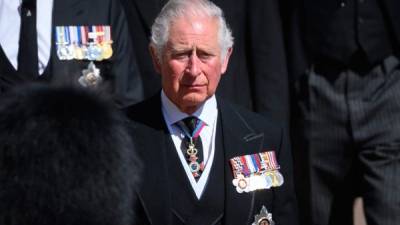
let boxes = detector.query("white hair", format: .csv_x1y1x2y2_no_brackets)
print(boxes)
150,0,234,62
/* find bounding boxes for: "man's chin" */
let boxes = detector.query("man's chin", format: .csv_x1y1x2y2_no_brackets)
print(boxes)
179,94,207,111
182,92,206,103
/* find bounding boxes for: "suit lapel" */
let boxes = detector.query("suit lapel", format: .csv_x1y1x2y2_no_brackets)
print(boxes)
218,99,265,225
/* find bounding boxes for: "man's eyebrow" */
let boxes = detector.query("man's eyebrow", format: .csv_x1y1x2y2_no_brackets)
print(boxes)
168,44,190,52
168,45,216,54
170,48,190,53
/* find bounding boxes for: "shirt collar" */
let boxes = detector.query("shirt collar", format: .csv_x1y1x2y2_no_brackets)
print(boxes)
161,90,218,126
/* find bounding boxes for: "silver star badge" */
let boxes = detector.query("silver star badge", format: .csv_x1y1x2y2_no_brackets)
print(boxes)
79,61,102,87
252,206,274,225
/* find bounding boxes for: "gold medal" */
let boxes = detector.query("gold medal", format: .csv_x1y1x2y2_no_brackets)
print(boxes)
101,42,113,59
270,172,279,187
74,45,84,60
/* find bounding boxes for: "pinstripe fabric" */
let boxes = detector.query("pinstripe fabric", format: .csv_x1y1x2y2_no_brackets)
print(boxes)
293,55,400,225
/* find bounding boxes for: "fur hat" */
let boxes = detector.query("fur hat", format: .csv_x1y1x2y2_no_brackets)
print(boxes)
0,84,140,225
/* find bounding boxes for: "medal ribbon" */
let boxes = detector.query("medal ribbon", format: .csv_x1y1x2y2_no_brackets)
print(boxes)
259,151,280,171
177,117,206,179
239,156,250,176
64,26,70,44
77,26,83,46
68,26,76,45
88,26,96,44
55,26,62,44
82,26,88,45
96,26,103,44
177,118,205,141
245,155,257,174
230,157,244,178
104,26,112,43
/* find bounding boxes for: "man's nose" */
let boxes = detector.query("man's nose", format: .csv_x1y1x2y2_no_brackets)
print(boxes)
186,54,201,76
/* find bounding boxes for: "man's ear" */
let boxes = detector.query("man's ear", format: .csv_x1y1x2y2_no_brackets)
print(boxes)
221,47,233,74
149,44,162,74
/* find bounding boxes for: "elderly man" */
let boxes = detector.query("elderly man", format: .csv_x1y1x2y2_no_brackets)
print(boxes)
125,0,298,224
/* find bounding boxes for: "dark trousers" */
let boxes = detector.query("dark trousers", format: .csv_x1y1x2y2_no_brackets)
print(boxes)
292,55,400,225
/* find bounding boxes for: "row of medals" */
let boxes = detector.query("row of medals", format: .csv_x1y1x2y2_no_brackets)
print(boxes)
56,42,113,61
55,25,113,61
235,170,284,193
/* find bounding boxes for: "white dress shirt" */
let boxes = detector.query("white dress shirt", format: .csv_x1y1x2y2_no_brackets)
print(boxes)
0,0,53,75
161,91,218,199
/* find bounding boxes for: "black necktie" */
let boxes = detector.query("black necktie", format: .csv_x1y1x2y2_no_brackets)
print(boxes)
180,116,204,180
18,0,39,79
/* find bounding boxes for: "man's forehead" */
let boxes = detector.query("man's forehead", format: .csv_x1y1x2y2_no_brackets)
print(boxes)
166,32,220,51
169,15,219,33
168,18,218,41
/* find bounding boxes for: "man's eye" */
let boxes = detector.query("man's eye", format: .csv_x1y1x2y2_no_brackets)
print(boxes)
173,53,189,59
198,53,213,60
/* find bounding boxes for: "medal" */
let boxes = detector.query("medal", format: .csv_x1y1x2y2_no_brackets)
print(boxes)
79,61,102,87
272,171,284,187
101,42,113,59
95,43,104,61
87,43,101,61
251,175,266,191
65,45,75,60
187,141,201,173
57,45,69,60
87,26,101,60
232,174,250,193
55,26,69,60
74,44,85,60
252,206,275,225
263,173,273,189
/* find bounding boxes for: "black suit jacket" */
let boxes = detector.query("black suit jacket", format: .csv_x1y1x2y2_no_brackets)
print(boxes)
125,94,298,225
0,0,144,107
121,0,289,125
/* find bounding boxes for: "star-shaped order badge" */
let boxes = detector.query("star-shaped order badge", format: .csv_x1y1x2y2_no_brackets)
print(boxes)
79,61,102,87
230,151,284,193
252,206,275,225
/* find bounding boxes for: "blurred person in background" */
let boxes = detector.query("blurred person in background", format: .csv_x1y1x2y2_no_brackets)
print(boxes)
286,0,400,225
0,0,144,107
0,84,141,225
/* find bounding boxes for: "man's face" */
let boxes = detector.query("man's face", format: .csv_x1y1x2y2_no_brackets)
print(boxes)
151,16,232,113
